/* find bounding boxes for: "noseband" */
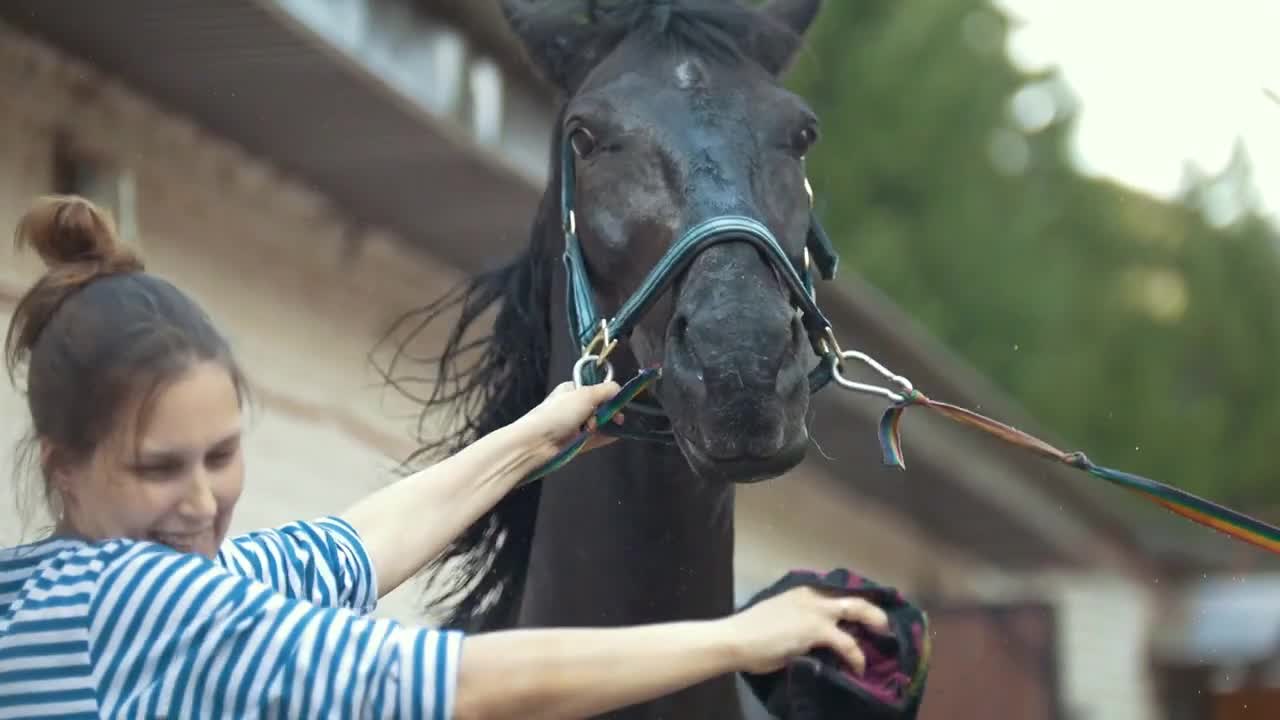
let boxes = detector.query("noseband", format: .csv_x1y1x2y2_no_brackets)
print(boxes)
559,124,849,443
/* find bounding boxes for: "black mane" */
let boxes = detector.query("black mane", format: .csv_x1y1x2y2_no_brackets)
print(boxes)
375,0,799,632
372,202,554,630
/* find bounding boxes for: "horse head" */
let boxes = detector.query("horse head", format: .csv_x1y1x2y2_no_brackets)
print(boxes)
504,0,827,484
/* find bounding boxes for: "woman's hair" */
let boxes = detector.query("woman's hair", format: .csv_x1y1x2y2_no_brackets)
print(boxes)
4,195,247,525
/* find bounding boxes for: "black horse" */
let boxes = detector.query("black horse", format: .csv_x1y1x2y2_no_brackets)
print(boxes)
389,1,828,717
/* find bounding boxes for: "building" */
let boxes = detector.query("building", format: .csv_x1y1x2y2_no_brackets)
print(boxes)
1,2,1271,717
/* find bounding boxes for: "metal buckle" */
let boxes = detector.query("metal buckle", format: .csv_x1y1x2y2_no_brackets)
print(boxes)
582,320,618,367
575,320,618,387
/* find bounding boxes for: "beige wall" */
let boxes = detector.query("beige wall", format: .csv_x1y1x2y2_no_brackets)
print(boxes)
0,19,1007,629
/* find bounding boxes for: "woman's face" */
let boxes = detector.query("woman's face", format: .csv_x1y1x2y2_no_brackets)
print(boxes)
56,361,245,558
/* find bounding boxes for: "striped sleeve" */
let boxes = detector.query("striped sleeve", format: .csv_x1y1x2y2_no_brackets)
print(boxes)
89,544,462,719
217,516,377,613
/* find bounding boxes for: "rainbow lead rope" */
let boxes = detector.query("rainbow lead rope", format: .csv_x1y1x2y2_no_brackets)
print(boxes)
520,367,662,487
879,391,1280,556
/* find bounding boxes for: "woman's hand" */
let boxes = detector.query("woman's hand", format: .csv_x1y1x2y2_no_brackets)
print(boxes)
725,586,893,676
516,380,625,455
455,585,894,720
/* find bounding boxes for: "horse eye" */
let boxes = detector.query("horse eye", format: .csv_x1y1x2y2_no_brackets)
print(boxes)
793,125,819,155
570,127,598,158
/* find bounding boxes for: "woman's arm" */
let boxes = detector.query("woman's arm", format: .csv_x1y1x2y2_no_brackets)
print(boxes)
89,543,464,719
455,620,738,720
91,544,886,719
339,380,620,598
339,422,552,598
454,586,890,720
217,517,379,612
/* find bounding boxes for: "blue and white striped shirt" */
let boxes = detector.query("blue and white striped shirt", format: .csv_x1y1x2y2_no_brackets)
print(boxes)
0,516,462,719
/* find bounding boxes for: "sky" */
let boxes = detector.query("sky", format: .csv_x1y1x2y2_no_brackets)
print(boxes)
994,0,1280,225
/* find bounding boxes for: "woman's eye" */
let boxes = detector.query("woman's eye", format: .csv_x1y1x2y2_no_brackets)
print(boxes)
138,463,182,480
206,449,236,469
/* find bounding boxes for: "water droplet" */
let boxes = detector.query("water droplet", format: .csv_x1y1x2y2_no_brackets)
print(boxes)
1013,344,1020,351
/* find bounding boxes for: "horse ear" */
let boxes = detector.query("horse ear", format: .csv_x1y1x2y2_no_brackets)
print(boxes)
752,0,824,76
499,0,612,92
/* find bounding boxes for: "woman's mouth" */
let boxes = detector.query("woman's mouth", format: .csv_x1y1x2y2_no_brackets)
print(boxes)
150,530,213,553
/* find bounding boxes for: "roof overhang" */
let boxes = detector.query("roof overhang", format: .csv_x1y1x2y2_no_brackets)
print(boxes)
0,0,553,274
2,0,1210,574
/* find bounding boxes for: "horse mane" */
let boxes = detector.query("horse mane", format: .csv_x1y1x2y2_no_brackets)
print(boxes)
377,0,800,632
372,187,555,631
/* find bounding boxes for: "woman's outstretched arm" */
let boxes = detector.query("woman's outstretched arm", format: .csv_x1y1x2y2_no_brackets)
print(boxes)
454,584,890,720
457,620,734,720
87,542,887,719
339,380,621,597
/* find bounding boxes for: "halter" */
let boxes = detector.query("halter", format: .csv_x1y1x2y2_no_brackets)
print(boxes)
526,123,1280,561
559,123,848,442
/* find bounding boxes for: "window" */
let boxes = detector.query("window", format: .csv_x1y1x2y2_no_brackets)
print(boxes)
51,131,139,244
467,56,504,145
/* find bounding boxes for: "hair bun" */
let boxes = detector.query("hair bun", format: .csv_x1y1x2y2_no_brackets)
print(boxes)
14,195,142,273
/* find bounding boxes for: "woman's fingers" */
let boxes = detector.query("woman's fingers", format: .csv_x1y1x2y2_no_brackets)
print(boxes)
582,434,620,453
544,381,575,401
829,596,891,636
584,380,621,402
824,626,868,676
584,412,624,432
805,595,894,677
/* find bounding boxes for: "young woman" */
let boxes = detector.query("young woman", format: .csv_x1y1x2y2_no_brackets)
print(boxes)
0,195,890,719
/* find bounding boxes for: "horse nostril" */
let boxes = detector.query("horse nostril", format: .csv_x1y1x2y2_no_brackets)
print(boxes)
673,315,690,344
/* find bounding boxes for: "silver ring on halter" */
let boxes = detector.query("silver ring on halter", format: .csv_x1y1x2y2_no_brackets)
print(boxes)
573,354,615,388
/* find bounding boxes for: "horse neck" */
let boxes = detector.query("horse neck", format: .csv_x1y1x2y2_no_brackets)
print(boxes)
517,221,739,628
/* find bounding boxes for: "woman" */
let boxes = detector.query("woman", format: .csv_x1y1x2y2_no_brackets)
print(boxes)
0,195,890,719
